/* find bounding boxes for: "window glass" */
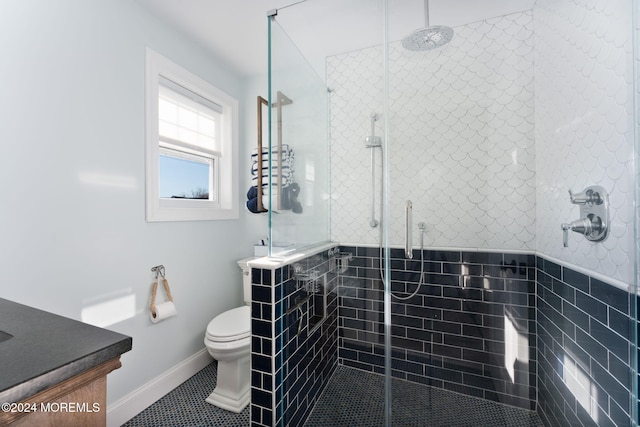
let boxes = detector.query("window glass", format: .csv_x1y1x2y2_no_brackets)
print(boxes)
159,151,212,199
145,48,238,222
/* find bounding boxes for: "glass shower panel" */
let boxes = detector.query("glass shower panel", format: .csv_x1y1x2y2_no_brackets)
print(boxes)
270,1,387,425
267,17,330,256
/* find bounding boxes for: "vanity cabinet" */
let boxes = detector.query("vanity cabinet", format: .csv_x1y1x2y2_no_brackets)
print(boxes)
0,298,132,427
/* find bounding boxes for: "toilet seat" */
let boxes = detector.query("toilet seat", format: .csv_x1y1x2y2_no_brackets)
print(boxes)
206,306,250,342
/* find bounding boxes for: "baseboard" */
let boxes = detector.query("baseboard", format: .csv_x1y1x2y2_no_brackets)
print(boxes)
106,348,213,427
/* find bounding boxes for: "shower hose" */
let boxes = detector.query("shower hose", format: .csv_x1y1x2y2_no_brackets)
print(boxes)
379,224,426,300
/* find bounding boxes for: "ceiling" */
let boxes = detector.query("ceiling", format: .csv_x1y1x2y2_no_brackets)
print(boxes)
134,0,535,77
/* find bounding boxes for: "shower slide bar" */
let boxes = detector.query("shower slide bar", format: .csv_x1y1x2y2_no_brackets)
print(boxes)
366,113,381,228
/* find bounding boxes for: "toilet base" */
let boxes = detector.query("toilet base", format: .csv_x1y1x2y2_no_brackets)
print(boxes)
205,354,250,413
206,387,250,413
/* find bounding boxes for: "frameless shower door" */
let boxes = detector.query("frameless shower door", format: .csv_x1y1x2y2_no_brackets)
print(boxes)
381,1,639,425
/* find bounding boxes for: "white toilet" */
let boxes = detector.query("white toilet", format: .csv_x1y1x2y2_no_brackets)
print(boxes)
204,258,252,413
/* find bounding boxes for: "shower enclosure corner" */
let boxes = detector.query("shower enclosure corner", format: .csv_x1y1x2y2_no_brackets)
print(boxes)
265,11,331,257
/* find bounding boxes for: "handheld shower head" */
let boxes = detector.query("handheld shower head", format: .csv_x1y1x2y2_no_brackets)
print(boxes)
365,113,382,148
365,135,382,147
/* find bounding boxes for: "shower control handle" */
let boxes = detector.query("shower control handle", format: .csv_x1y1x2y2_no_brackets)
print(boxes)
561,185,609,247
561,216,603,248
569,189,602,205
561,219,590,248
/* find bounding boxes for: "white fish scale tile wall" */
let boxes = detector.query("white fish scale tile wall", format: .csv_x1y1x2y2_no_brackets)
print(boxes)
534,0,634,284
328,12,536,251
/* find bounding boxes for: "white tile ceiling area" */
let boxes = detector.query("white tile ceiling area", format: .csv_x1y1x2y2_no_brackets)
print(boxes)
134,0,535,76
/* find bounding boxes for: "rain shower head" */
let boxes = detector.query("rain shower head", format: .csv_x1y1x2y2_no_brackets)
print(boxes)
402,25,453,51
401,0,453,51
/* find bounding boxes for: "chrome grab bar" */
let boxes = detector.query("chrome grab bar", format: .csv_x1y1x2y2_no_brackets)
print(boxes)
405,200,413,259
369,147,378,227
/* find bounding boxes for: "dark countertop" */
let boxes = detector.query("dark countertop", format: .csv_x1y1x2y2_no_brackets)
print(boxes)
0,298,132,403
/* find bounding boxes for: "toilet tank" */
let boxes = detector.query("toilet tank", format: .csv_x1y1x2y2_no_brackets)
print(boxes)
237,258,254,305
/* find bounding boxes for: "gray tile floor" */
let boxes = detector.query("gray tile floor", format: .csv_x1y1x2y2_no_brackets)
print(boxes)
305,366,544,427
122,362,543,427
121,362,249,427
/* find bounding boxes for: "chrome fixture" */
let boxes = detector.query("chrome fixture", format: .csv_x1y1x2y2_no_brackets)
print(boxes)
286,295,308,335
365,113,382,148
405,200,413,259
401,0,454,51
366,113,382,228
569,188,603,205
329,249,353,274
293,264,321,292
561,185,609,247
392,220,427,300
288,263,328,335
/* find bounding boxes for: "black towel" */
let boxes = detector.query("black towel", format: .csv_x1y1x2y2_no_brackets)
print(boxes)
246,186,266,213
247,186,258,200
246,197,264,213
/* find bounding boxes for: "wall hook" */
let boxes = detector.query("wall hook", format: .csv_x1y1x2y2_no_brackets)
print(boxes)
151,265,165,279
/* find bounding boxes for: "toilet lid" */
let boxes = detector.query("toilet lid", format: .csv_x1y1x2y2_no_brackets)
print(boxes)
206,306,250,342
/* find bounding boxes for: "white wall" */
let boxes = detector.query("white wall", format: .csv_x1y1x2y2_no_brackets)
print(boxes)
534,0,635,286
0,0,260,409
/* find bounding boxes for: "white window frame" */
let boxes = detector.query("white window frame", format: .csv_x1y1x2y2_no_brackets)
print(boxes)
145,48,238,221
